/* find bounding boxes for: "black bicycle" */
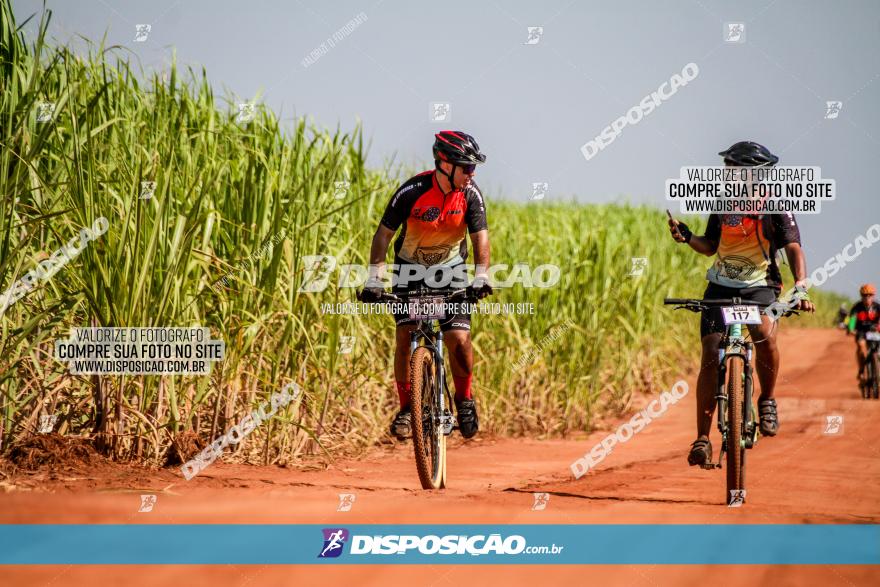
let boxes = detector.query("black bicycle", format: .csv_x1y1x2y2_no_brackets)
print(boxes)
377,287,478,489
860,330,880,399
665,297,796,506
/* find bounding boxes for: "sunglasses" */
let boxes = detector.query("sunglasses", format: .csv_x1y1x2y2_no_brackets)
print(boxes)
458,163,477,174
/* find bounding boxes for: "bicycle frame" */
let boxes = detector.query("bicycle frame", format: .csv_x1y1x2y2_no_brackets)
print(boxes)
371,287,477,489
386,288,473,435
664,296,794,458
665,296,796,504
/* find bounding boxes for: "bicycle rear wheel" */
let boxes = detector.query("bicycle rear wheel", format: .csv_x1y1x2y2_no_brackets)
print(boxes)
725,356,745,505
410,347,445,489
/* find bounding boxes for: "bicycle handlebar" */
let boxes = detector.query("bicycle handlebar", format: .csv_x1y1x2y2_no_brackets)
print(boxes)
665,297,777,308
376,288,477,304
664,297,800,316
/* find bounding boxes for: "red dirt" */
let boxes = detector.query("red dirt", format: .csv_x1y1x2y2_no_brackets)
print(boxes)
5,433,105,473
1,328,878,585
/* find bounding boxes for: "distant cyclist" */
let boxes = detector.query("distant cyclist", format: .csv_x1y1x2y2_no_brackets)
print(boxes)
667,141,815,467
846,284,880,385
358,131,492,440
836,303,849,329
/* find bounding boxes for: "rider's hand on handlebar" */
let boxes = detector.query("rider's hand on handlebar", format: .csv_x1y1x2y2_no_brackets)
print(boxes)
468,275,493,300
356,287,384,303
795,298,815,313
793,280,815,313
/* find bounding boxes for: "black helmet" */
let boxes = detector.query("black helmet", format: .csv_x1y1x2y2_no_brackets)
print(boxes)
433,131,487,165
718,141,779,167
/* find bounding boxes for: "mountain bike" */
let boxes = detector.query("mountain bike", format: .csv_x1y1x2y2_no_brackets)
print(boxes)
377,287,478,489
665,297,797,506
861,331,880,399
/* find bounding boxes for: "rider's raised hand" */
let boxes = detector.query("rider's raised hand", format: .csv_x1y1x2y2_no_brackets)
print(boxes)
668,216,691,243
666,210,691,243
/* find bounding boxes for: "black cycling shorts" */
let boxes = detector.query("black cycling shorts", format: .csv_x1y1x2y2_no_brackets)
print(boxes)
855,330,880,341
700,282,779,338
391,265,471,332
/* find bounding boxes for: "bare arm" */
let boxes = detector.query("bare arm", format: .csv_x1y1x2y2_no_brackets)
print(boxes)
469,229,490,277
784,241,815,312
783,242,808,284
367,225,396,286
687,234,718,256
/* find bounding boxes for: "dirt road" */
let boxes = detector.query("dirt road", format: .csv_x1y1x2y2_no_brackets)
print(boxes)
2,328,878,585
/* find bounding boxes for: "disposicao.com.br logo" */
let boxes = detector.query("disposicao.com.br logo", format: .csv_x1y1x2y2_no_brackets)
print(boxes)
318,528,350,558
317,528,563,558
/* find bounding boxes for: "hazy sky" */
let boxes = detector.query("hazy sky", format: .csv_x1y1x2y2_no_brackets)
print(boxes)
13,0,880,296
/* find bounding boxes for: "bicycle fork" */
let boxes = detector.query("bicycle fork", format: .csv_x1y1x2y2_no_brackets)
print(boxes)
711,324,756,468
411,329,454,435
742,343,757,448
434,330,455,434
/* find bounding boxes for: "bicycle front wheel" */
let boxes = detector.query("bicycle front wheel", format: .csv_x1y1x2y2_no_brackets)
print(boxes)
870,353,880,400
410,347,445,489
725,356,746,505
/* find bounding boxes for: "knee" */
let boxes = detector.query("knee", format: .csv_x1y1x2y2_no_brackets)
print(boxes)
754,336,777,354
445,333,472,363
395,328,414,351
445,330,470,347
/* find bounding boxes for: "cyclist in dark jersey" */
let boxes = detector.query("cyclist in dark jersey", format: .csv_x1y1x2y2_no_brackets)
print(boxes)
359,131,492,440
667,141,815,467
847,284,880,384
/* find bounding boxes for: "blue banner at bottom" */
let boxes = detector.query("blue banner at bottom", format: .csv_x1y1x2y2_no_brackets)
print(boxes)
0,524,877,564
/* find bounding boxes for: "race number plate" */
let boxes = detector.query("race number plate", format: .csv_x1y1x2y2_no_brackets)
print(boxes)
408,297,445,321
866,331,880,342
721,305,762,325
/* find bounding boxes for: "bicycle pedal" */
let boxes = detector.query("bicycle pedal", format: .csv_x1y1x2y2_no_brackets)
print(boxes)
701,463,721,470
440,414,455,435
